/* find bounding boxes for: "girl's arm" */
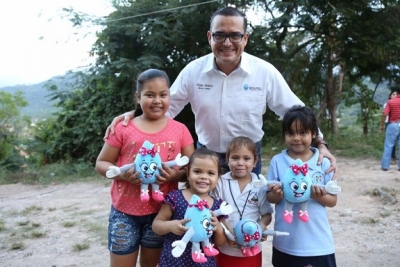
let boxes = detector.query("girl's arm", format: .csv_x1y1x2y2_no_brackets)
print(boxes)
259,213,272,231
211,217,228,247
95,143,140,183
152,203,190,236
95,143,120,177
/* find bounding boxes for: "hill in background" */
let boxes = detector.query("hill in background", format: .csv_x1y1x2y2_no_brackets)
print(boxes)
1,72,77,120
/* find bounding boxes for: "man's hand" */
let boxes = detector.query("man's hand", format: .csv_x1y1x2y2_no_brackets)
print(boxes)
317,144,337,180
103,111,135,139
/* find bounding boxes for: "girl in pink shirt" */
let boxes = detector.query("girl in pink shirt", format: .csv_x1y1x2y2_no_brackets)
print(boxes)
96,69,194,267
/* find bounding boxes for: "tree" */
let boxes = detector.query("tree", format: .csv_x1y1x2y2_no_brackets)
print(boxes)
35,0,221,163
0,91,28,164
35,0,400,163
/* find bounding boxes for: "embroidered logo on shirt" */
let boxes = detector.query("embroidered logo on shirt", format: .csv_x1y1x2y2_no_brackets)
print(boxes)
196,83,213,90
312,171,324,184
247,192,259,205
243,84,262,91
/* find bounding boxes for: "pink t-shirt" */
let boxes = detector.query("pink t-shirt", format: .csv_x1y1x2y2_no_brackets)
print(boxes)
106,118,193,216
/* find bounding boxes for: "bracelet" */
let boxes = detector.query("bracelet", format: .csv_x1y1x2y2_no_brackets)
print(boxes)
319,140,329,148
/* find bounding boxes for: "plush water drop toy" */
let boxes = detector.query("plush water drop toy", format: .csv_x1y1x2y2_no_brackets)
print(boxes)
171,194,233,263
106,140,189,202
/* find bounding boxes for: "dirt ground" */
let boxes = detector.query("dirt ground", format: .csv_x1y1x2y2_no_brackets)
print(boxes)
0,156,399,267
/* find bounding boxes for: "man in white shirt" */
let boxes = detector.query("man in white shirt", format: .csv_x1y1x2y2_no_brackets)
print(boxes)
105,6,336,177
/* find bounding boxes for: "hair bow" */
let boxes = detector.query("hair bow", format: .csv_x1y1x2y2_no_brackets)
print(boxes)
243,232,260,242
188,199,209,211
291,163,308,176
139,146,157,157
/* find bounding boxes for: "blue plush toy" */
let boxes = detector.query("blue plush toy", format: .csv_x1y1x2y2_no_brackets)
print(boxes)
221,218,289,257
106,140,189,202
253,159,341,224
281,158,313,223
171,194,233,263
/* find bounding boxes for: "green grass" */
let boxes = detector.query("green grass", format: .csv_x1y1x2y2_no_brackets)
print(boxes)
0,218,6,232
0,161,100,186
21,205,43,215
10,242,25,250
72,243,90,252
63,221,76,228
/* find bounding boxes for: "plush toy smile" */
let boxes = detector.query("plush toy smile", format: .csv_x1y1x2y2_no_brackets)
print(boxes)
106,140,189,202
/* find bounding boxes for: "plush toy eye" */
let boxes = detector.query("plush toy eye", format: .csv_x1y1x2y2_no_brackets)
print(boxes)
300,181,308,190
201,218,211,229
140,163,148,172
289,181,299,191
149,162,157,172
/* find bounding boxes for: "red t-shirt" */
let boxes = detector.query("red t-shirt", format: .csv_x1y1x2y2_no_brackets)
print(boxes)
383,96,400,122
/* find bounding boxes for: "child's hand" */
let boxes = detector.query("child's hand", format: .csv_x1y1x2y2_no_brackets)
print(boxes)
259,222,268,242
170,218,191,236
261,233,268,242
227,239,237,247
157,164,179,184
311,184,327,200
121,170,142,185
210,212,219,232
268,183,283,197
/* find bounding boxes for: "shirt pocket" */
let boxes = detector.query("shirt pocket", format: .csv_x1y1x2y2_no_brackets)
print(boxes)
234,93,265,122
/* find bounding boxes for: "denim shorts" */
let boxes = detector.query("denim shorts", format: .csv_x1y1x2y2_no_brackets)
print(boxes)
108,205,164,255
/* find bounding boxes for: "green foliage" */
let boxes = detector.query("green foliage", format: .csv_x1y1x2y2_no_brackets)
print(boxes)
327,115,385,159
343,79,381,135
29,0,400,165
0,91,28,168
33,0,220,163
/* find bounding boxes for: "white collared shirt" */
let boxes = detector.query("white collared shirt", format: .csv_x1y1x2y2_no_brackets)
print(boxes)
168,52,305,153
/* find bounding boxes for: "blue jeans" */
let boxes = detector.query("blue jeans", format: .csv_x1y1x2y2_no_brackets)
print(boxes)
385,122,397,159
108,205,164,255
197,141,262,175
381,122,400,169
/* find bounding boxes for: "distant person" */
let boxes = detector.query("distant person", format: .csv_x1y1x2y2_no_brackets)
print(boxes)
152,148,228,267
266,105,337,267
95,69,194,267
103,6,337,178
383,91,397,164
380,88,400,171
211,136,273,267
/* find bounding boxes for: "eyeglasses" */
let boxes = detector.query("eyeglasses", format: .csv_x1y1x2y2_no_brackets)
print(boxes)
211,32,244,43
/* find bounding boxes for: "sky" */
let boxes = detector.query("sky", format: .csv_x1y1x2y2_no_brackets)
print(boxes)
0,0,114,87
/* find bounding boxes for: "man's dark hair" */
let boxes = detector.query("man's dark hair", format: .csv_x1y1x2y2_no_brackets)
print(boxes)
210,6,247,32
